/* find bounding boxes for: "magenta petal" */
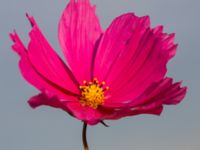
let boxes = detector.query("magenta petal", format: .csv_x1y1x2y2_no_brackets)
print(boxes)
58,0,102,83
10,17,79,100
26,14,79,94
66,102,102,125
28,92,64,109
104,77,186,109
111,78,187,119
93,13,144,81
98,14,178,105
136,77,187,107
29,92,103,125
28,92,77,116
94,77,186,121
99,101,163,120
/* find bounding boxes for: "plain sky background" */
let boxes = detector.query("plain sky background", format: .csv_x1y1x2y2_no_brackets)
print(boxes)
0,0,199,150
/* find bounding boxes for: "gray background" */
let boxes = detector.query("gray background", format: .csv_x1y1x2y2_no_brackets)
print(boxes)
0,0,199,150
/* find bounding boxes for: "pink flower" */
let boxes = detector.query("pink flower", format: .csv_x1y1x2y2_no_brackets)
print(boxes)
10,0,187,125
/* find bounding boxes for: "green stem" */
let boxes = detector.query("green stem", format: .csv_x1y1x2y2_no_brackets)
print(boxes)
82,122,89,150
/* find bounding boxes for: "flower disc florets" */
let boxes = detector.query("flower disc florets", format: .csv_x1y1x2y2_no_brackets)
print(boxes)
79,78,109,109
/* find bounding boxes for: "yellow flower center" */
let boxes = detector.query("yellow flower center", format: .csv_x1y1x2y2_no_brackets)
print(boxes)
79,78,109,109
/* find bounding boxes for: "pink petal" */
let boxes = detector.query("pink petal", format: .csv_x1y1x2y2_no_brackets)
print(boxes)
134,77,187,107
104,78,187,120
96,13,177,106
28,92,77,116
10,15,79,101
93,13,146,81
99,101,163,120
28,92,64,109
66,102,103,125
58,0,102,84
29,92,107,125
26,14,79,94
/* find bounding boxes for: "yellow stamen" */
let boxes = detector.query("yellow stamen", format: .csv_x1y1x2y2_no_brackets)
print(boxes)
79,78,109,109
101,82,106,85
105,86,109,90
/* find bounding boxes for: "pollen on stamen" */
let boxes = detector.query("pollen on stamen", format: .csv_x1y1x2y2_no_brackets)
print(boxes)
79,78,109,109
105,86,109,90
93,77,99,84
83,80,87,84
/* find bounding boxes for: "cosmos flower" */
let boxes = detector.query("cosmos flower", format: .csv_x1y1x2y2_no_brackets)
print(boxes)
10,0,187,126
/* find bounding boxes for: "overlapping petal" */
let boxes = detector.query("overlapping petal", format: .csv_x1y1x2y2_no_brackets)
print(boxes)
94,13,178,107
58,0,102,83
66,102,102,125
10,15,79,104
99,78,187,120
93,13,143,80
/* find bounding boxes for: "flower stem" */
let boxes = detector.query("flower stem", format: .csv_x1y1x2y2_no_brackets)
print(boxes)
82,122,89,150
